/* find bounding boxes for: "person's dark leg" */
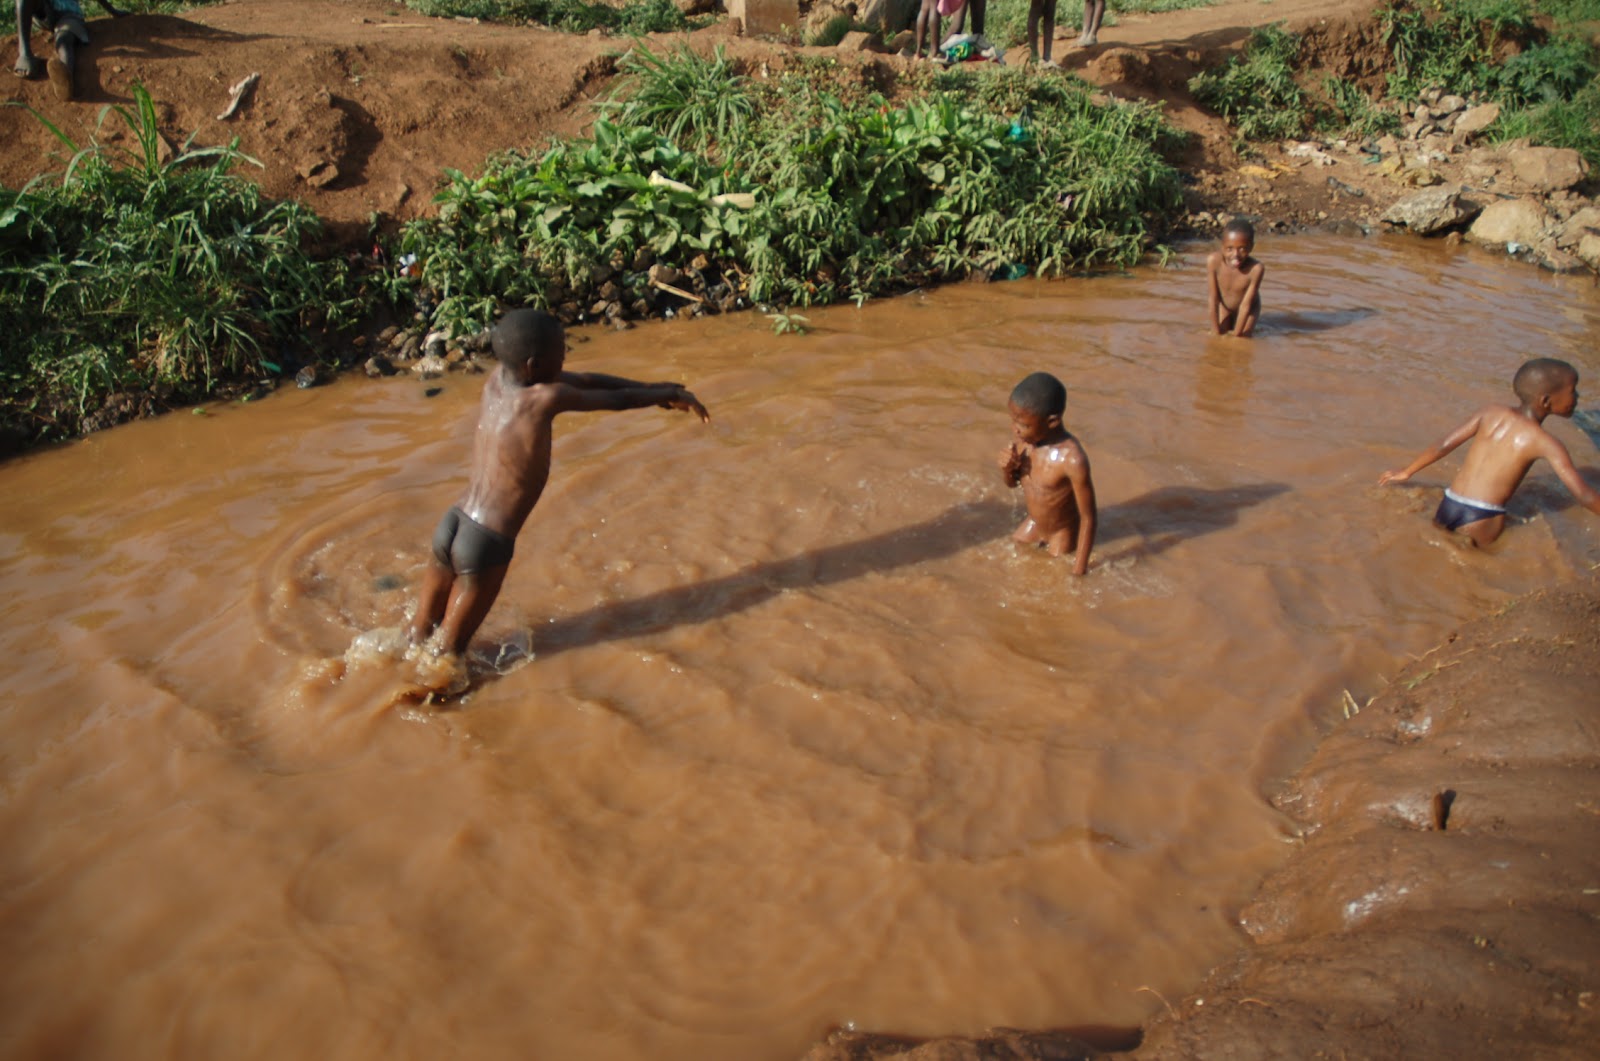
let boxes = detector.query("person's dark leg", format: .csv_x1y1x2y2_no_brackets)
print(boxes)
437,565,509,655
1040,0,1056,63
1026,0,1041,60
14,0,44,78
48,29,73,100
968,0,986,34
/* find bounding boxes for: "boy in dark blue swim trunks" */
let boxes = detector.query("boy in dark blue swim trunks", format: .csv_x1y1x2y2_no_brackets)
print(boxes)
408,309,709,658
1379,358,1600,548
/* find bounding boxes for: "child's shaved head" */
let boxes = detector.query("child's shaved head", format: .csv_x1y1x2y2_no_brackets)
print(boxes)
1512,358,1578,404
1223,218,1255,243
492,309,565,373
1010,372,1067,418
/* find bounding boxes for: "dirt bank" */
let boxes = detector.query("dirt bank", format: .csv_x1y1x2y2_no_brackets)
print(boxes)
806,573,1600,1061
0,0,1491,237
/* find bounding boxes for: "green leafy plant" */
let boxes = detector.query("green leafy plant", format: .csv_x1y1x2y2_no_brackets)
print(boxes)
1320,76,1402,138
1189,24,1310,141
601,44,757,158
1380,0,1535,101
397,50,1182,338
0,84,357,443
767,311,809,334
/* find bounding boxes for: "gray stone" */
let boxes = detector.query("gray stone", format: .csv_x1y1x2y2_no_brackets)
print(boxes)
1536,244,1587,273
1381,184,1480,235
413,354,449,379
1506,147,1589,193
1436,94,1467,115
1467,198,1552,248
1452,102,1501,139
836,30,876,51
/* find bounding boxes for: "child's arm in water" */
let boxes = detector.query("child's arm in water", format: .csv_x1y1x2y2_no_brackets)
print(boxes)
1378,410,1484,485
1205,252,1225,335
1532,432,1600,516
1066,447,1097,576
1231,261,1264,337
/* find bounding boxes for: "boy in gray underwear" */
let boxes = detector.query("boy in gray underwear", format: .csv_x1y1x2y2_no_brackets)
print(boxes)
1379,358,1600,547
408,309,709,658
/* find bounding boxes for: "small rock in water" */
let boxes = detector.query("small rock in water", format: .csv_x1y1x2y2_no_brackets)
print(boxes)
295,364,324,389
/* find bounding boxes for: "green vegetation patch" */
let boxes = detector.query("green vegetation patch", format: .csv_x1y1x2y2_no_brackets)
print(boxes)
398,48,1183,338
0,86,358,444
1189,23,1309,141
400,0,695,34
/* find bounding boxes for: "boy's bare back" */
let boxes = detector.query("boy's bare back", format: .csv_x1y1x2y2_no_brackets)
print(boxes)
1379,358,1599,548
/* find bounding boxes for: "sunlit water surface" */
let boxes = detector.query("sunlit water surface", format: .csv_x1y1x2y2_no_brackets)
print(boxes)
2,234,1597,1060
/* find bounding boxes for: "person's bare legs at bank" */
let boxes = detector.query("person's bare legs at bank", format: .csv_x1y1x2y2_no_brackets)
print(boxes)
13,0,125,101
1027,0,1059,66
1078,0,1105,45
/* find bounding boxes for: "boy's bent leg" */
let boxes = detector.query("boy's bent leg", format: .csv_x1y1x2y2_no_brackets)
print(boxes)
437,565,510,656
1456,514,1506,549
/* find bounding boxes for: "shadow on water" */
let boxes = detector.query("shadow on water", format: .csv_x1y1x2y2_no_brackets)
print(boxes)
1096,483,1291,563
501,483,1290,662
1260,307,1378,335
526,499,1011,659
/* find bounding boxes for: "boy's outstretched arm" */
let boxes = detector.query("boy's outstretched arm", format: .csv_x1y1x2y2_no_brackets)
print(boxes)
1069,458,1097,576
1537,436,1600,516
556,380,710,422
560,370,683,391
1378,412,1482,485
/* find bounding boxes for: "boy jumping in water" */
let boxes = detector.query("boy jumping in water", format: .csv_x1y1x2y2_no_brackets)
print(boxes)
999,372,1098,575
1378,357,1600,548
408,309,709,657
1207,218,1265,338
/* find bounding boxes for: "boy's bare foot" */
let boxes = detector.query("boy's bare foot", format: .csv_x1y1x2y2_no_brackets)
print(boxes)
1082,31,1098,45
47,57,73,101
14,54,43,78
1039,57,1059,69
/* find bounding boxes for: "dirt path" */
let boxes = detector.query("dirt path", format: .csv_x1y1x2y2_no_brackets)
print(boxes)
3,0,1393,236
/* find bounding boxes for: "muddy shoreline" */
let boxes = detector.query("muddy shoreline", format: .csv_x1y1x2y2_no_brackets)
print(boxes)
806,573,1600,1060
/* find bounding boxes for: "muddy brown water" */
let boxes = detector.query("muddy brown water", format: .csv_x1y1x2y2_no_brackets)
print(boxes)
3,235,1597,1060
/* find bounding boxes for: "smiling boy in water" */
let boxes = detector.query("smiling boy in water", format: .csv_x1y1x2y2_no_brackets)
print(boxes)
1207,219,1265,338
999,372,1097,575
1378,358,1600,548
408,308,709,659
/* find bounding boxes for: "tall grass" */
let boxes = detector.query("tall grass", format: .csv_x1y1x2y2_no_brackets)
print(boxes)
1188,24,1309,141
0,85,357,442
401,54,1182,337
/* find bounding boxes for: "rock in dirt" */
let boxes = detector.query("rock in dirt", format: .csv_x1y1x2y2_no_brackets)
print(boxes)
1380,184,1479,235
1451,102,1500,140
1555,206,1600,249
1467,198,1552,248
1577,232,1600,270
1506,146,1589,194
413,354,449,378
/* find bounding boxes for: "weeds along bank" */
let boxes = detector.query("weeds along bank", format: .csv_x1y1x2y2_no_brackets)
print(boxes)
0,47,1181,449
400,53,1182,339
1191,0,1600,165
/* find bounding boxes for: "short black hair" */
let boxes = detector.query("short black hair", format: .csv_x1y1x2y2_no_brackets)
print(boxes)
1223,218,1255,242
491,308,565,373
1010,372,1066,418
1512,357,1577,404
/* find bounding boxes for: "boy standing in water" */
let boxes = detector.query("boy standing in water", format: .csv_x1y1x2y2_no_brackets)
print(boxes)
409,309,709,657
999,372,1098,575
1207,219,1265,338
1378,358,1600,548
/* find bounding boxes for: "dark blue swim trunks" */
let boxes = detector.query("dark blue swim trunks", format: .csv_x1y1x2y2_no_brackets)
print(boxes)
1434,489,1505,531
